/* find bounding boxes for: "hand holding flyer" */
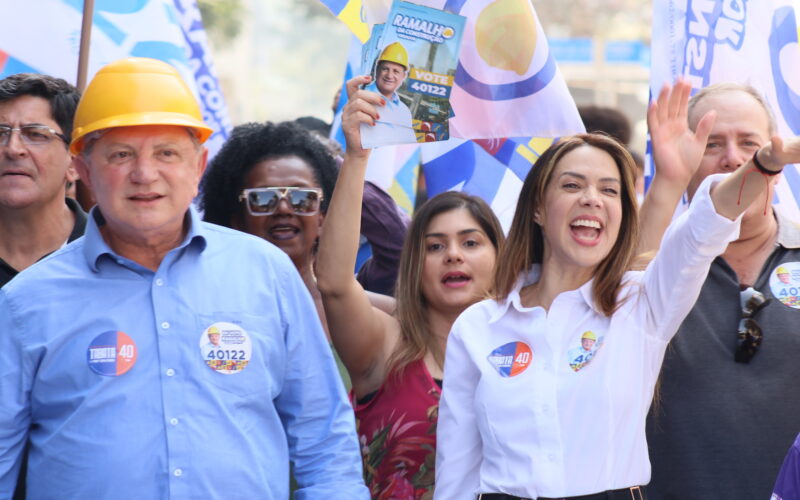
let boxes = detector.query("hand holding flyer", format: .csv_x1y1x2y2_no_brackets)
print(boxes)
342,75,384,157
360,1,466,149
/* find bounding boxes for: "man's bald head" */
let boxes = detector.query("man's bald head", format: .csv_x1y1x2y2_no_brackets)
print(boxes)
688,83,776,136
684,83,777,203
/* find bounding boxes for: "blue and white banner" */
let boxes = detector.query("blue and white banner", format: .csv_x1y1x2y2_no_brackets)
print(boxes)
421,136,554,229
327,0,584,224
326,0,584,140
650,0,800,219
0,0,231,156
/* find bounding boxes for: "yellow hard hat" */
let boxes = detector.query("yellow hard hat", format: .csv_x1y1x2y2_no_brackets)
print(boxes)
378,42,409,70
70,57,213,155
776,266,789,274
581,331,597,341
207,326,220,335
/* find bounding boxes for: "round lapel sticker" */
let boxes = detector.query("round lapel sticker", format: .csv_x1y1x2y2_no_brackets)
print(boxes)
769,262,800,308
567,331,604,372
487,341,532,377
200,322,251,374
87,331,137,376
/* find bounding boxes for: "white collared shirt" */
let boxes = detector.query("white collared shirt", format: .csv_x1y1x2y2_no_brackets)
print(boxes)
435,174,741,499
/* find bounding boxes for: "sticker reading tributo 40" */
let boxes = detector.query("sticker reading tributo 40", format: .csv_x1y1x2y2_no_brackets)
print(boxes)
487,341,532,377
87,331,137,376
199,322,252,374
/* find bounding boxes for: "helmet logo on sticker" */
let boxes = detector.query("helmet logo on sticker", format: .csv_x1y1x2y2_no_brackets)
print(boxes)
200,322,252,374
770,262,800,309
567,330,604,372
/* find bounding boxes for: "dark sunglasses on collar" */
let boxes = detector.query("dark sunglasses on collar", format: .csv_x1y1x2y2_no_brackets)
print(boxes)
735,287,770,363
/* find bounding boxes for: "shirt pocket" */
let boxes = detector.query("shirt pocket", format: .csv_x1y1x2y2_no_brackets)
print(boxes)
193,312,285,398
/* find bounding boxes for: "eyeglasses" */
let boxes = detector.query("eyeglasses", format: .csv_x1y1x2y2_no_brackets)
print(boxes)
0,125,69,147
735,287,770,363
238,187,323,216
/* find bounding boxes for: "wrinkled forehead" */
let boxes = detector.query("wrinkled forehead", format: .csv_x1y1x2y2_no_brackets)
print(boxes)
88,124,199,150
378,61,406,72
0,95,58,127
689,89,772,139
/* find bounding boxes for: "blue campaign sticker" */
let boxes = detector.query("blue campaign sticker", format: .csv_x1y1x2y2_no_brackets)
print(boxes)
486,341,532,377
87,330,137,376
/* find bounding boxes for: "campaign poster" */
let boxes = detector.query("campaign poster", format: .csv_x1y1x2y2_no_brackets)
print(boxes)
360,1,466,148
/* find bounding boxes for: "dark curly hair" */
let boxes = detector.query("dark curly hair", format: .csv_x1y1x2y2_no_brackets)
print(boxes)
200,121,338,226
0,73,81,141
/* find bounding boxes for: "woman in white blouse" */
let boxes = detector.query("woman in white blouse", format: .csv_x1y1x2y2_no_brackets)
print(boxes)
434,81,800,500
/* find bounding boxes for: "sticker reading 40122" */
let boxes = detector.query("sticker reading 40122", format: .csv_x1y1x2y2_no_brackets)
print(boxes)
87,331,137,376
199,322,252,374
770,262,800,309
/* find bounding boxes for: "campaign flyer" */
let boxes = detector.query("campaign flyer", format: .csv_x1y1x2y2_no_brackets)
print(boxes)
360,0,466,149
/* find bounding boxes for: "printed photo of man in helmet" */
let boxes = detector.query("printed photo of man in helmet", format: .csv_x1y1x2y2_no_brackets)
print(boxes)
568,331,603,372
359,42,417,147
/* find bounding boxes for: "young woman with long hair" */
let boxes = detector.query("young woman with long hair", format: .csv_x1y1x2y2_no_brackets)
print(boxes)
316,75,504,499
434,81,800,499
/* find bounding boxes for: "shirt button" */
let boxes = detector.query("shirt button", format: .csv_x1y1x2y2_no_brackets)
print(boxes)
155,278,164,286
161,321,170,329
173,468,183,477
166,368,175,377
548,454,556,462
169,418,179,426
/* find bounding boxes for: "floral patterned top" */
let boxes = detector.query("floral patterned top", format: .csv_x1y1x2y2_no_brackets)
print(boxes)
353,357,441,500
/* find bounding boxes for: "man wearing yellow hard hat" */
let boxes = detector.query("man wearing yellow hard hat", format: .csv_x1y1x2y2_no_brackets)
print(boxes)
568,331,601,372
360,42,417,147
0,57,368,499
776,266,791,285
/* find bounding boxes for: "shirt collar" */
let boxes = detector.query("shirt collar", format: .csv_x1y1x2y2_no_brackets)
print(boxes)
489,264,602,322
83,204,208,272
65,197,88,243
775,208,800,249
365,81,401,105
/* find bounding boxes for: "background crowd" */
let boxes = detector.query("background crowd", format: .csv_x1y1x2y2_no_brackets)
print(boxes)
0,14,799,500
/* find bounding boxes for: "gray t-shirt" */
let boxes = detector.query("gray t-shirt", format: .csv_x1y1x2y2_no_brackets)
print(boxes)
646,211,800,500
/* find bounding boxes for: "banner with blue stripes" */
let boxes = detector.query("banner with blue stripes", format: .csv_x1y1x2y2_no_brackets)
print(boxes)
0,0,231,156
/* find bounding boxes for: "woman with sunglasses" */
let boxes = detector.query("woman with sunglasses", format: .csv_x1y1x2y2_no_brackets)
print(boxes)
316,76,504,498
201,121,405,343
434,81,800,499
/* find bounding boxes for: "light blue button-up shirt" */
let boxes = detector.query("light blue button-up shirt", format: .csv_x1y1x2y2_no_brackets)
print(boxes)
0,207,368,499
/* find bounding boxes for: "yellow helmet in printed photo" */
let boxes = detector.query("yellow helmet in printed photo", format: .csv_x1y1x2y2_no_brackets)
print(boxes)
776,266,789,275
207,326,221,336
70,57,213,155
581,331,597,341
378,42,409,71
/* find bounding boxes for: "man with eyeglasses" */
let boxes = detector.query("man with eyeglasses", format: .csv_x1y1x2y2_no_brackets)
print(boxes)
0,73,85,289
642,83,800,500
0,58,368,499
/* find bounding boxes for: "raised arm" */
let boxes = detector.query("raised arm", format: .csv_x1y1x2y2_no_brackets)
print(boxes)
711,136,800,219
316,76,401,397
638,79,716,254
